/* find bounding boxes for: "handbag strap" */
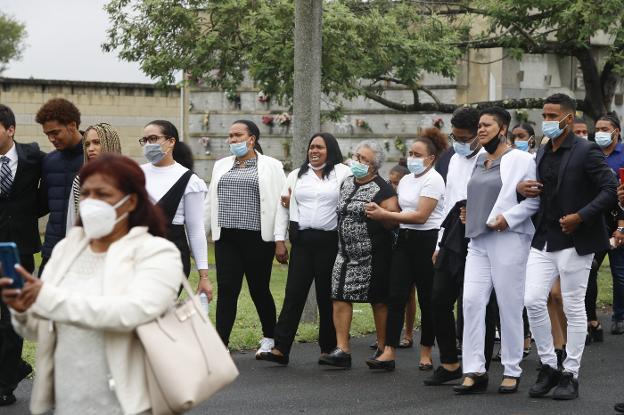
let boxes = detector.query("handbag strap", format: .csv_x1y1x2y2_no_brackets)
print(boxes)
178,275,209,323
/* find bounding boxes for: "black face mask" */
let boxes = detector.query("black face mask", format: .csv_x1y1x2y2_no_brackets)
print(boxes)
483,129,502,154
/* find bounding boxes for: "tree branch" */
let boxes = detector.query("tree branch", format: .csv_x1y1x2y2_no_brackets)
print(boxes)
363,90,586,114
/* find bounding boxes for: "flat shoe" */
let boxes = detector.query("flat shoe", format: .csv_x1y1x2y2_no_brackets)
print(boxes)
365,358,395,371
498,376,520,394
398,338,414,348
257,351,289,365
419,362,433,371
453,373,489,395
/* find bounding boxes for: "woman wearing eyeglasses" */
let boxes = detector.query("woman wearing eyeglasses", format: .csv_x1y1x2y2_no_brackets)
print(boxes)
139,120,212,302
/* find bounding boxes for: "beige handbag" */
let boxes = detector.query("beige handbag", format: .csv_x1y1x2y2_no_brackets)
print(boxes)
136,277,239,415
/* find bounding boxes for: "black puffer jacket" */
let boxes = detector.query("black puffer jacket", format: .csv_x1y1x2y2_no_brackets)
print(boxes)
40,141,83,258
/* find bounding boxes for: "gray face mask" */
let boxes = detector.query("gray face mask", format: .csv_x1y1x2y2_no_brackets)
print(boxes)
143,143,166,164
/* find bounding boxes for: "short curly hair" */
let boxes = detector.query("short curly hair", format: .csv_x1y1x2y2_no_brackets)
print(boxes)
35,98,81,127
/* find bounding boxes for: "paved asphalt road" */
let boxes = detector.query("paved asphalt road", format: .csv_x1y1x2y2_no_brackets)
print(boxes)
6,315,624,414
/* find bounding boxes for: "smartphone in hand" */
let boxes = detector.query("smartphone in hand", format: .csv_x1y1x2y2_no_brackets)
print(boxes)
0,242,22,289
619,168,624,184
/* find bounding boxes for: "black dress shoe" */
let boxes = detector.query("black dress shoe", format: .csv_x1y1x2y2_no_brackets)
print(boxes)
552,372,579,400
369,349,383,360
257,351,289,365
498,376,520,394
453,373,488,395
365,358,395,371
369,340,378,350
529,364,561,398
318,348,352,368
0,393,16,407
614,402,624,413
424,366,462,386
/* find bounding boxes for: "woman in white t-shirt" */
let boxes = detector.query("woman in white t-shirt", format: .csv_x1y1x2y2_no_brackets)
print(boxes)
139,120,212,301
364,130,448,370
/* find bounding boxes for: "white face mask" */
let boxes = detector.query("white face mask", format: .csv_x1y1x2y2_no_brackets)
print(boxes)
79,195,131,239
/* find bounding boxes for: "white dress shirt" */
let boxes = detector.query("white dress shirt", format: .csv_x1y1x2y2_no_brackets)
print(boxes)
295,168,340,231
2,141,18,178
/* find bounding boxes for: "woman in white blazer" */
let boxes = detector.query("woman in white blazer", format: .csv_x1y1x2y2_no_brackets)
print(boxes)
2,154,183,415
204,120,286,356
256,133,351,365
455,108,539,395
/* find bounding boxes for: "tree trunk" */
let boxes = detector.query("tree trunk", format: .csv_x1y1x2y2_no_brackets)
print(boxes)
576,48,607,121
293,0,322,323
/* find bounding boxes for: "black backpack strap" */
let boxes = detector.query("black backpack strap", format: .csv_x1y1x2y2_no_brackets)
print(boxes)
156,170,194,224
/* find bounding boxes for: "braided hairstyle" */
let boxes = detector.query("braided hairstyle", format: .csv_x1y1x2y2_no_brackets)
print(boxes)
83,122,122,163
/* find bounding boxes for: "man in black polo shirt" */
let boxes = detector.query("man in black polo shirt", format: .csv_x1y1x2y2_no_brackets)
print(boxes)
519,94,617,400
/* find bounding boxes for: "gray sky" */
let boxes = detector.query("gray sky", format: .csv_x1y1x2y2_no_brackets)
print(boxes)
2,0,155,83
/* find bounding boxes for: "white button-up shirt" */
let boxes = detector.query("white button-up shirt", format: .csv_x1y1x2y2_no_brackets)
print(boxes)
295,168,340,231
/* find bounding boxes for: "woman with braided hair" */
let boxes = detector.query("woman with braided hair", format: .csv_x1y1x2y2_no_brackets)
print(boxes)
66,122,122,230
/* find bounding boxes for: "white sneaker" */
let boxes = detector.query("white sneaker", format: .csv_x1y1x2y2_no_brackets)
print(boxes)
255,337,274,358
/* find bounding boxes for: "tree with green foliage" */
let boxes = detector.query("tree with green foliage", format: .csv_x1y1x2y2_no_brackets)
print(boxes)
0,12,27,73
442,0,624,119
103,0,461,116
103,0,624,120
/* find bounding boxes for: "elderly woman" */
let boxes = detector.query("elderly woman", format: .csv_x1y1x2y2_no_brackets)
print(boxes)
204,120,286,356
258,133,351,365
319,140,399,368
66,122,122,229
1,154,183,415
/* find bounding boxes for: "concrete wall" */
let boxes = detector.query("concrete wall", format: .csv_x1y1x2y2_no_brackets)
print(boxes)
0,78,181,164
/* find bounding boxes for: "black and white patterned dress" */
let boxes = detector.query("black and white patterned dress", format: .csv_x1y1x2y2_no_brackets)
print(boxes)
331,176,396,303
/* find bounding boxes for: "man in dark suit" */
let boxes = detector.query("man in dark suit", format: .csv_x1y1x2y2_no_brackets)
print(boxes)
0,104,45,406
519,94,617,400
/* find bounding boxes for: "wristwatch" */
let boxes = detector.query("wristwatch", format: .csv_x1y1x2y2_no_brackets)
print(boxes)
617,227,624,233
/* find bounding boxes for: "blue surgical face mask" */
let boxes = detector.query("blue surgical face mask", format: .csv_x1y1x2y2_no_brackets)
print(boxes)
542,114,570,139
143,143,166,164
229,140,249,157
515,141,530,152
407,157,426,175
350,160,369,178
452,135,477,157
595,131,614,148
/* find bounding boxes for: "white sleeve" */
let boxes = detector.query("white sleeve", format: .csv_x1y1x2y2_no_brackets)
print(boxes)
274,171,296,241
184,190,209,269
30,239,182,332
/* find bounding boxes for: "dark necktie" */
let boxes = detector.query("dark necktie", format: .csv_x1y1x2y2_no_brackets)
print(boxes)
0,156,13,197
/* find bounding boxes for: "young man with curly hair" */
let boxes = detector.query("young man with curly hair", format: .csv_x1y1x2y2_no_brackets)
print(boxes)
35,98,84,275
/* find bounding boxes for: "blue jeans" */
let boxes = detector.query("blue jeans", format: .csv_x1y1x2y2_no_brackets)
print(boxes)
609,247,624,321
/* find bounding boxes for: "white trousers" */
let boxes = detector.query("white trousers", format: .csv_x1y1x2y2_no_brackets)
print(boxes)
462,231,531,377
524,247,593,378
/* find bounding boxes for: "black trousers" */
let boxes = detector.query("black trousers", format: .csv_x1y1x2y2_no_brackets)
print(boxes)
386,229,438,348
215,228,276,346
274,230,338,356
432,260,496,366
586,250,607,322
0,254,34,393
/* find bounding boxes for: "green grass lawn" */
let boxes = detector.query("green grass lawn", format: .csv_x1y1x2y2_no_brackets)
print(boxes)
20,248,617,367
